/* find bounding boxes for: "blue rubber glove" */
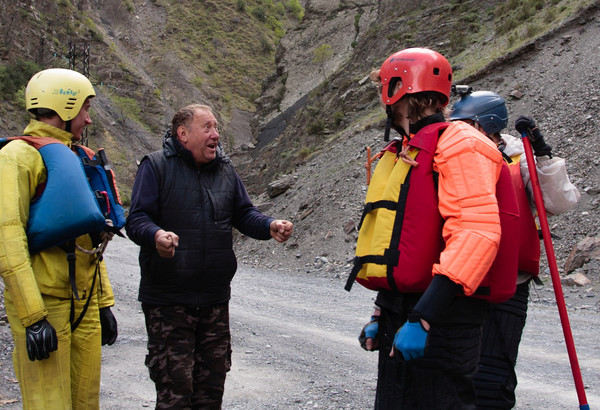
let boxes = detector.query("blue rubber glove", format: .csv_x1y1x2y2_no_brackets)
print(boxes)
392,319,428,360
359,316,379,351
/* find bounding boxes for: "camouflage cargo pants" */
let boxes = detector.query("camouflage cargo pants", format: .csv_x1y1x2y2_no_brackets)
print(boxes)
142,302,231,410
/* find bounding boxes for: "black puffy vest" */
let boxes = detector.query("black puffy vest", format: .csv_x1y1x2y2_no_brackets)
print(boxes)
138,139,238,307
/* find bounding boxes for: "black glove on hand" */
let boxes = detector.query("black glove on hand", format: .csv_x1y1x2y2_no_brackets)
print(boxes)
26,318,58,361
514,116,552,157
99,307,118,346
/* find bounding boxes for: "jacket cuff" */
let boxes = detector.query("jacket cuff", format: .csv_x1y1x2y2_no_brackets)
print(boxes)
412,274,461,324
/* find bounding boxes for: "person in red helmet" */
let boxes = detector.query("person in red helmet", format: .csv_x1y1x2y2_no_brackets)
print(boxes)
347,48,515,409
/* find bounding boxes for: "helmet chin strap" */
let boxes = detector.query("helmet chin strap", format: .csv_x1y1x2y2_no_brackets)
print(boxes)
65,120,72,134
383,105,408,142
383,106,393,142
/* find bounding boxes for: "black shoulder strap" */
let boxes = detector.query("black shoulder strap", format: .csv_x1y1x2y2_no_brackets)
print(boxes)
502,151,513,163
59,241,79,301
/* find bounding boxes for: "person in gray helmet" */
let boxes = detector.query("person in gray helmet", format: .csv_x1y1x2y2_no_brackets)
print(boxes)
450,89,580,409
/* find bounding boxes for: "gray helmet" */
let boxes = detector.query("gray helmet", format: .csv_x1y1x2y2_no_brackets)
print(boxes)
450,90,508,134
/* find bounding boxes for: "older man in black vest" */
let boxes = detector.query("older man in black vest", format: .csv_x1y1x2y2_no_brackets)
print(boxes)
126,104,293,409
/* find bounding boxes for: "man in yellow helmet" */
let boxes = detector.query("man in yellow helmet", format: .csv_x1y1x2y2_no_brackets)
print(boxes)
0,68,117,409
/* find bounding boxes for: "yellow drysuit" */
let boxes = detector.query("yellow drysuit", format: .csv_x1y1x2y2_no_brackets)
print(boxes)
0,119,115,409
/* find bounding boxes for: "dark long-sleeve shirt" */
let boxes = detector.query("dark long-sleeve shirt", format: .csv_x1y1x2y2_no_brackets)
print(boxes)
126,137,276,306
126,159,273,247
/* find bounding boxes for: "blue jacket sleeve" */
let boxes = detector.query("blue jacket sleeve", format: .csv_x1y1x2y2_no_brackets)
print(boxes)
125,160,161,247
232,173,274,240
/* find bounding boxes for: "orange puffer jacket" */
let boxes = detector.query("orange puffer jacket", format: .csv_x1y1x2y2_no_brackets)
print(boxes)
433,121,503,295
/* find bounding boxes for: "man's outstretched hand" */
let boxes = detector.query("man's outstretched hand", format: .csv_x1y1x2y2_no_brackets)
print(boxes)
270,220,293,242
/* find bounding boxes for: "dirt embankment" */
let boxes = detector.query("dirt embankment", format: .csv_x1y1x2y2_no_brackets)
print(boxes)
233,7,600,314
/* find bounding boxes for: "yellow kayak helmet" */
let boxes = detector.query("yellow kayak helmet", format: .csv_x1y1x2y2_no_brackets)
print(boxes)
25,68,95,121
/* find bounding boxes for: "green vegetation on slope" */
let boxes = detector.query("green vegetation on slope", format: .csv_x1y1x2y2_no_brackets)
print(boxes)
0,0,305,192
150,0,302,116
448,0,595,79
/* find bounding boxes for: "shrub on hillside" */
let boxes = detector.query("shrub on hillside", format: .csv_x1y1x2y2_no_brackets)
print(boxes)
0,60,41,99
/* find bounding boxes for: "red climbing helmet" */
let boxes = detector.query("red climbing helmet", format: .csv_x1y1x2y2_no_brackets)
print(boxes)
379,48,453,107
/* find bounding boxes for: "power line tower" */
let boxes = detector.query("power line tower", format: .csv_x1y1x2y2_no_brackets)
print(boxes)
67,41,91,145
68,40,90,76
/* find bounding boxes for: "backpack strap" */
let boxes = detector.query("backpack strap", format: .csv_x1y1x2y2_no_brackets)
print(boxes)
59,241,80,301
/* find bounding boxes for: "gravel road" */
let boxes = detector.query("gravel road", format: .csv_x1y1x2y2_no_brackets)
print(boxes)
100,236,600,409
2,235,599,409
98,235,378,409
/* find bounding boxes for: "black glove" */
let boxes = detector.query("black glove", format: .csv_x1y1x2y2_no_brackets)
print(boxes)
25,318,58,361
514,116,552,157
99,307,118,346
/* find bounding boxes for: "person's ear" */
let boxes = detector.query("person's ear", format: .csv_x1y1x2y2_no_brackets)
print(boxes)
177,126,188,144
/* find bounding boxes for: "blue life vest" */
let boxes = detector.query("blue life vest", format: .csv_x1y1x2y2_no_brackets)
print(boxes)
73,145,126,229
0,137,119,253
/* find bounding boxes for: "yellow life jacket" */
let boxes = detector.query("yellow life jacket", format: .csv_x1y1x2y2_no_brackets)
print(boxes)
346,122,446,293
346,121,519,303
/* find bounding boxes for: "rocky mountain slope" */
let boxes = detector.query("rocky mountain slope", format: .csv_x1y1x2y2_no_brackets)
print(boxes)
235,0,599,193
2,0,600,405
0,0,598,302
233,1,600,313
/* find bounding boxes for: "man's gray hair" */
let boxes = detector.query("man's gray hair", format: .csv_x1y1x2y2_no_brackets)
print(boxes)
171,104,213,136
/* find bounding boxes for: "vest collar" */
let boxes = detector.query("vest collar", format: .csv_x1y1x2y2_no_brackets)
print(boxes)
408,113,448,154
409,112,446,135
164,134,220,170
